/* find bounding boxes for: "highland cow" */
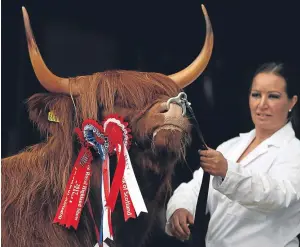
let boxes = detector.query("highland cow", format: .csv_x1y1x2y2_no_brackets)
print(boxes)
1,5,213,247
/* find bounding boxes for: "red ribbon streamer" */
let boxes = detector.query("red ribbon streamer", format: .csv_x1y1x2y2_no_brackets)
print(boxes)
120,178,136,221
53,147,92,229
105,143,136,221
106,144,125,211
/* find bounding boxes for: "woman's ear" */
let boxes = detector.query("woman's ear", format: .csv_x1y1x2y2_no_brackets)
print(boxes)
290,95,298,111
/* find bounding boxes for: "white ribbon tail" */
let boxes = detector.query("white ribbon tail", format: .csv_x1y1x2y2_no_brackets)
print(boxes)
123,146,148,216
102,158,113,242
94,243,110,247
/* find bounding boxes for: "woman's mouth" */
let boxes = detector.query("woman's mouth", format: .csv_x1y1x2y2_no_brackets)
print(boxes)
256,113,272,118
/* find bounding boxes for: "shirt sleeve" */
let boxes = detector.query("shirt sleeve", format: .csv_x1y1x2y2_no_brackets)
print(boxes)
213,151,300,214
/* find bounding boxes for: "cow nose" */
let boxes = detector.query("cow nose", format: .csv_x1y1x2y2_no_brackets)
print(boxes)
158,102,169,114
159,102,182,116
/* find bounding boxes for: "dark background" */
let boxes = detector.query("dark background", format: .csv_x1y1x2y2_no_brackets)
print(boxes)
2,0,300,246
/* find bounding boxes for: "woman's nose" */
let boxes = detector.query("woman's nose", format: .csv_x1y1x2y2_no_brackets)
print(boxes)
258,96,268,108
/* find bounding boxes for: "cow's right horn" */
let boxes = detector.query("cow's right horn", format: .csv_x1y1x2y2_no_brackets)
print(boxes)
168,4,214,89
22,7,73,94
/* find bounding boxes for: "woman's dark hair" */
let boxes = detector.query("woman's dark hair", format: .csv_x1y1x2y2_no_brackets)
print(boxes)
251,62,299,131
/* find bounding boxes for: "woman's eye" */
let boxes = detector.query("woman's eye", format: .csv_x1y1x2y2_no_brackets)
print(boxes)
269,94,280,99
251,92,260,98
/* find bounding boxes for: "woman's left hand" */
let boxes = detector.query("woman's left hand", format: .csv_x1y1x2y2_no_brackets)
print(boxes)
199,147,228,178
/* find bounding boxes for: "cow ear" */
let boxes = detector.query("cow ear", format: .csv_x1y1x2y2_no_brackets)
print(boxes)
26,93,74,136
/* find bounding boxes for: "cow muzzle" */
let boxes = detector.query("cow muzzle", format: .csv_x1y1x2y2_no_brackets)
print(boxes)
152,92,192,139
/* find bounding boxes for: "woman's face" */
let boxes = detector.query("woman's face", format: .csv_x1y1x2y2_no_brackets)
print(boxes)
249,72,297,132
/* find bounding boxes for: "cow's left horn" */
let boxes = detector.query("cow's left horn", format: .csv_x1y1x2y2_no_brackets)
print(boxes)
22,7,73,94
168,4,214,88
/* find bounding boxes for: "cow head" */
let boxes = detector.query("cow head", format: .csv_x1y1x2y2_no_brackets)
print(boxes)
22,5,213,168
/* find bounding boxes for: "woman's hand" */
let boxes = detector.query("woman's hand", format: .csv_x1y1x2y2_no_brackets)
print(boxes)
169,208,194,241
199,147,228,178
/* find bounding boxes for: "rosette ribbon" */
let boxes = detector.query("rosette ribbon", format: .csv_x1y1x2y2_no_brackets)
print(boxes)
53,114,148,247
102,115,148,240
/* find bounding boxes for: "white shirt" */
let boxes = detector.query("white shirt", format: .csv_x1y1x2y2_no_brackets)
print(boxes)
166,122,300,247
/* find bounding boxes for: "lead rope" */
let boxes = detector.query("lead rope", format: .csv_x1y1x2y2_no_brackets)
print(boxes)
168,92,210,247
186,102,210,247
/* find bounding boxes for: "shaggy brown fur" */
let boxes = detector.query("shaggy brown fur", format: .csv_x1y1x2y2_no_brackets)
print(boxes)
2,70,192,247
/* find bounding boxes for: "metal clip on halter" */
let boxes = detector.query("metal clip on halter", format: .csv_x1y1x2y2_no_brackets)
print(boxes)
167,92,191,116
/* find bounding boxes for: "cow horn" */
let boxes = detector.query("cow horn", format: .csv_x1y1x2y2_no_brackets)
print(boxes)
22,7,72,94
168,4,214,88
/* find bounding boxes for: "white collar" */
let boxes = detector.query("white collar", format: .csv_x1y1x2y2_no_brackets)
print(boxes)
239,122,295,148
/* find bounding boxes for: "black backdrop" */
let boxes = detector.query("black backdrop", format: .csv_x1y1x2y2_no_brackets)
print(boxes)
2,1,300,246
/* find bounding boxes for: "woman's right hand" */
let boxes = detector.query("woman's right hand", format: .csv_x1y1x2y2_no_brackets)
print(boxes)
169,208,194,241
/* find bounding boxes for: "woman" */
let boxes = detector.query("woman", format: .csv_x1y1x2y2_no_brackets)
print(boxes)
166,62,300,247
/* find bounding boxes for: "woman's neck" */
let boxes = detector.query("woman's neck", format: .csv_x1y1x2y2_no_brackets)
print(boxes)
255,123,286,143
254,129,275,143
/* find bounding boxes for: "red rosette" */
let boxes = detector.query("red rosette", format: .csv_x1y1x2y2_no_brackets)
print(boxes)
81,119,107,146
102,114,132,154
81,119,104,133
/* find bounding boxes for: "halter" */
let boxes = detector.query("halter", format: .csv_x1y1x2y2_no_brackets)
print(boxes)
166,92,191,116
167,92,208,150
